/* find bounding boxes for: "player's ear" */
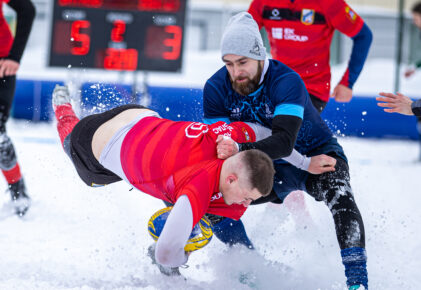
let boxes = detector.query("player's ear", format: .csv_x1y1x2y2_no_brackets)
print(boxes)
226,174,238,185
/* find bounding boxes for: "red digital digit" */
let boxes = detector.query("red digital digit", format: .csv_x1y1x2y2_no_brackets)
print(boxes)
138,0,180,12
71,20,91,55
111,20,126,43
162,0,180,12
103,48,138,71
163,25,182,60
59,0,103,8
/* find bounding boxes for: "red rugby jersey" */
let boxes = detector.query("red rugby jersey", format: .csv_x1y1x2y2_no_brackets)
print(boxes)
120,117,256,227
0,0,13,58
249,0,364,101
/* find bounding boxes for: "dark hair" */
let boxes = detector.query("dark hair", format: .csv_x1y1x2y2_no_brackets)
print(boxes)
241,149,275,197
413,2,421,14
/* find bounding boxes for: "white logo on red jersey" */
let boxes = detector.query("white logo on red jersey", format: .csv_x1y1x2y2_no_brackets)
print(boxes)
185,122,209,138
269,9,281,20
272,28,283,39
212,123,233,137
271,28,308,42
210,192,223,202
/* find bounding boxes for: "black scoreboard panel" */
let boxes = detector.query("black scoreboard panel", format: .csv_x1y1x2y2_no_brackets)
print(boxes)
48,0,186,72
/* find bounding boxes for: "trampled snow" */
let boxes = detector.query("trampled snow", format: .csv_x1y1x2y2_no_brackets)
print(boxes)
0,119,420,290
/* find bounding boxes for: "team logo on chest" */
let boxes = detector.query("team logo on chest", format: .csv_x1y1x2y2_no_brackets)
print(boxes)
301,9,315,25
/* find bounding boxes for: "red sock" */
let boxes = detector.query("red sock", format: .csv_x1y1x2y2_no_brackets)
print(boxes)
55,104,80,146
2,163,22,184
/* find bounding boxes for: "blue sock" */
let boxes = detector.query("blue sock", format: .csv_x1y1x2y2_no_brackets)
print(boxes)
341,247,368,289
212,218,254,249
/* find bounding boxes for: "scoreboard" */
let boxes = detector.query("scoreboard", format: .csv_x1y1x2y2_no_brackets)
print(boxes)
48,0,186,72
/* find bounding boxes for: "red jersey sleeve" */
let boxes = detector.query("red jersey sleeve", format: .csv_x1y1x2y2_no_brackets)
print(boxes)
229,122,256,143
248,0,264,29
208,121,256,143
322,0,364,37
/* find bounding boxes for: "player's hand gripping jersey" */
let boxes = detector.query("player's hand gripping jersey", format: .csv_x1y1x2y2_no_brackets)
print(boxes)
121,117,256,226
248,0,367,101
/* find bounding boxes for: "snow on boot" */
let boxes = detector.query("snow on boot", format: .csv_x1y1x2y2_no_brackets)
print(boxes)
52,85,71,110
7,178,31,217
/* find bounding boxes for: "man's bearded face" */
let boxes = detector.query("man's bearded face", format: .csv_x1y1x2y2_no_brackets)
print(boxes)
230,61,263,96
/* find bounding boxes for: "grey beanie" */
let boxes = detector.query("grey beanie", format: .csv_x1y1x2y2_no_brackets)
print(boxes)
221,12,266,61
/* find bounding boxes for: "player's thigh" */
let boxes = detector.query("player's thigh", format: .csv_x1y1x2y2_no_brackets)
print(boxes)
0,75,16,129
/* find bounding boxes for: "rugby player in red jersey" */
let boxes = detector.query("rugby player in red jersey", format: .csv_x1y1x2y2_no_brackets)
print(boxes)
248,0,372,112
51,85,275,272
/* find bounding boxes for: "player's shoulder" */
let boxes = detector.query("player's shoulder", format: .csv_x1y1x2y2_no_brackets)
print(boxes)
319,0,350,11
207,65,228,83
267,59,303,84
318,0,344,6
205,65,231,96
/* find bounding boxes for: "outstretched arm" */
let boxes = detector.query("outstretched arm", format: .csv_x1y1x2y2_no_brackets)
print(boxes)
376,92,416,116
155,195,192,267
217,122,336,174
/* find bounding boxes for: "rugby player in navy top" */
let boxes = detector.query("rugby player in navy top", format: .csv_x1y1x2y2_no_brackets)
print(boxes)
202,12,368,290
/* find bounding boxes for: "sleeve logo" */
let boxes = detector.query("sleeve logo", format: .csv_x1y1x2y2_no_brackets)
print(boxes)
345,6,357,22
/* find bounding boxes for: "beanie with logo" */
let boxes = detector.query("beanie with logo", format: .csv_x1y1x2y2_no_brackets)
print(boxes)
221,12,266,61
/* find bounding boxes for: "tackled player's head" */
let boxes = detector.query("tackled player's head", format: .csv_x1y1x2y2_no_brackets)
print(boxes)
220,149,274,207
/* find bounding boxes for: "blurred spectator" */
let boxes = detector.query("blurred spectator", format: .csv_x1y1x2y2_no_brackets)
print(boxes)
404,2,421,78
403,1,421,161
0,0,35,216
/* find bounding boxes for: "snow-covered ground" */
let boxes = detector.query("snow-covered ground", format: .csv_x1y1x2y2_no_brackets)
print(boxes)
2,5,421,288
0,120,420,290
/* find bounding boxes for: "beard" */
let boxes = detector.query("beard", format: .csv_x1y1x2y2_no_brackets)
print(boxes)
231,62,263,96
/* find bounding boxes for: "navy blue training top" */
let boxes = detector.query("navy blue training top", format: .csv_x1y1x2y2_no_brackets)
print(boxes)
203,59,332,155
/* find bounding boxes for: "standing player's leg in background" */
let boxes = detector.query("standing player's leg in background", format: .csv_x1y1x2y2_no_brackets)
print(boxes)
0,75,30,216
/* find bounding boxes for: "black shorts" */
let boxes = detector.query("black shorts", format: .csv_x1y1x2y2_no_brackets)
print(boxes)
309,94,327,113
65,104,146,187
